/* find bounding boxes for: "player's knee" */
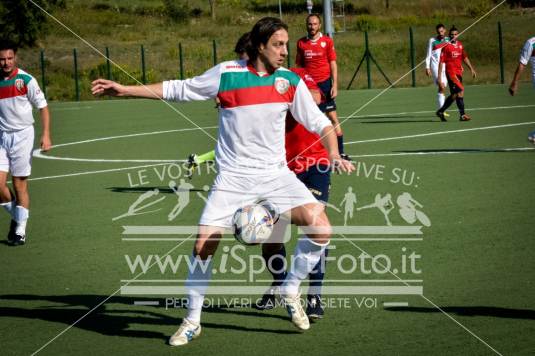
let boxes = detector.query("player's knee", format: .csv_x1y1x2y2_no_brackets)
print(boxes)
12,179,28,194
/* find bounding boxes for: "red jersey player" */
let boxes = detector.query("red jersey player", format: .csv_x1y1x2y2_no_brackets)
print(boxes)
296,14,348,160
436,26,477,122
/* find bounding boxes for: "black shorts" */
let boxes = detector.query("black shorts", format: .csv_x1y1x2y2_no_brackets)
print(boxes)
317,79,337,113
296,164,331,203
447,74,464,94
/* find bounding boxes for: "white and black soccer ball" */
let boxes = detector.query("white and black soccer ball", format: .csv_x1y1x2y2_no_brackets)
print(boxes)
232,203,274,245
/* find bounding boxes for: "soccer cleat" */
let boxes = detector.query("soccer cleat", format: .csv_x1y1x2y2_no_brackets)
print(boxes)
169,318,201,346
7,220,16,244
283,294,310,331
460,114,471,121
11,233,25,246
443,112,450,118
306,294,324,320
256,286,280,310
184,154,198,179
340,153,352,162
436,111,447,122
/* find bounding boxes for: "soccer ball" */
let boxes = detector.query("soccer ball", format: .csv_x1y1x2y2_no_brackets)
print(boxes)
232,203,274,245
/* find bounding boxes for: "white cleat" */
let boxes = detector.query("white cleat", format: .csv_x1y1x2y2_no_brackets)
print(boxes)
169,318,201,346
283,294,310,331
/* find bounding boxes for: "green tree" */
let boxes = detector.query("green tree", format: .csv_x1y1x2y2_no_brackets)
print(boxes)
0,0,65,47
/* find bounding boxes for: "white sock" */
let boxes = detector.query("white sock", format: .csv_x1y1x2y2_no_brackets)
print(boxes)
282,236,328,297
1,200,15,219
14,206,29,236
185,255,213,324
438,92,446,109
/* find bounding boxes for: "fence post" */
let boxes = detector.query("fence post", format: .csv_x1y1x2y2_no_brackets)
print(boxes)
409,27,416,87
141,45,146,84
73,48,80,101
105,46,111,80
212,40,217,66
40,49,46,97
365,31,371,89
179,42,184,80
498,22,504,84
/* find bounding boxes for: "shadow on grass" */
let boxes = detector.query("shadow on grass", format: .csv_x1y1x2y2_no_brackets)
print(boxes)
360,119,436,123
107,187,207,194
385,306,535,320
0,294,299,340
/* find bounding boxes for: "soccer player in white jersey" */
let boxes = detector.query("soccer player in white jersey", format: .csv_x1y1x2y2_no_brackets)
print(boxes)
509,36,535,143
425,24,450,116
0,40,52,246
92,17,354,346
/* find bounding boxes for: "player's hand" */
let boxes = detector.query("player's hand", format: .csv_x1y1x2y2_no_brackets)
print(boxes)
330,86,338,99
425,68,431,77
91,79,127,97
471,69,477,79
508,82,517,96
331,155,355,174
40,134,52,152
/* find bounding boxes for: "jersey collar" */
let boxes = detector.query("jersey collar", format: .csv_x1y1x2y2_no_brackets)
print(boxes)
307,32,323,42
2,67,18,81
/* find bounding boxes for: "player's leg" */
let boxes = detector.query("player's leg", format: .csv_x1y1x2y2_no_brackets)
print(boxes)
454,77,470,121
0,170,17,243
281,202,331,330
437,74,458,121
12,176,30,243
303,165,331,320
169,226,223,346
318,79,347,159
8,127,34,245
170,173,257,345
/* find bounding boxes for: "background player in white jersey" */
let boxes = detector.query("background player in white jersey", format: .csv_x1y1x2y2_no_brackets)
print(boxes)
0,40,52,246
92,17,354,346
509,36,535,143
425,24,450,116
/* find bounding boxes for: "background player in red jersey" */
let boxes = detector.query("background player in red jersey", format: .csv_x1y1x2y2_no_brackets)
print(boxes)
436,26,477,122
296,14,348,160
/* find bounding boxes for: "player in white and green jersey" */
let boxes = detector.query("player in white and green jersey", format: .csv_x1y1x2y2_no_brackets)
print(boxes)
425,24,450,115
509,36,535,142
0,40,52,246
92,17,355,346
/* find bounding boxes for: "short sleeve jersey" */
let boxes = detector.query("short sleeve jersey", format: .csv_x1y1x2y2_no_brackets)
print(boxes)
440,41,467,77
296,33,337,83
0,68,47,131
519,36,535,84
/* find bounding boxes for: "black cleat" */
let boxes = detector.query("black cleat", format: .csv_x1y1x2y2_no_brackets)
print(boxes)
11,233,25,246
185,154,198,179
255,286,279,310
306,294,324,320
7,220,16,244
436,110,447,122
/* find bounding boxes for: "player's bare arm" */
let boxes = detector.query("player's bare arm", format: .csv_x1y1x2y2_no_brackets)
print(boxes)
464,57,476,78
39,107,52,152
509,63,525,96
91,79,163,99
330,60,338,98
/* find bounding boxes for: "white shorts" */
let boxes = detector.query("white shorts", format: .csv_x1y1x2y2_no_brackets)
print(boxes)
199,168,318,228
0,126,34,177
431,65,447,87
